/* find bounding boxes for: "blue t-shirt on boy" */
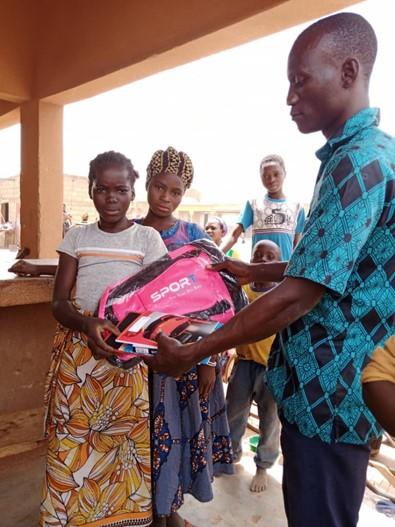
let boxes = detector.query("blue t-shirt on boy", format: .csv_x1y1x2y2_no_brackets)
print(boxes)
238,195,305,260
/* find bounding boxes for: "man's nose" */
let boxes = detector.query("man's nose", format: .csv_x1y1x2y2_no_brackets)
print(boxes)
286,86,298,106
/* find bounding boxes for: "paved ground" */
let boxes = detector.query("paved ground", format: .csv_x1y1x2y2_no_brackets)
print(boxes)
181,433,395,526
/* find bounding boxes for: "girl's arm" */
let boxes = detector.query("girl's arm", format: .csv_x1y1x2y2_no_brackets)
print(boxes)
221,224,243,254
52,252,87,331
197,364,216,398
53,252,119,358
8,260,57,276
146,276,324,377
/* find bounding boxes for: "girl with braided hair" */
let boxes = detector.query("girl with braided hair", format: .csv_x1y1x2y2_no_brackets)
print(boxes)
139,146,204,251
135,147,233,527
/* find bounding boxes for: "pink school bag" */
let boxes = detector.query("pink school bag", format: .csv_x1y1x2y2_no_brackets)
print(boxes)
98,239,247,327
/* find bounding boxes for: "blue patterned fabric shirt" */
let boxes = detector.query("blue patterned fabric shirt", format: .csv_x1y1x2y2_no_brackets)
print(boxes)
267,108,395,444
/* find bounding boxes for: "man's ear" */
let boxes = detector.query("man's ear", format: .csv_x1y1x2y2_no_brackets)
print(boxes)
342,58,359,88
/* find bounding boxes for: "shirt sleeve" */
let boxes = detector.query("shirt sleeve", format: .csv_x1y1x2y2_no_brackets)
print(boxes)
57,226,81,259
143,228,168,265
187,223,210,242
237,201,253,231
286,155,385,295
295,207,305,234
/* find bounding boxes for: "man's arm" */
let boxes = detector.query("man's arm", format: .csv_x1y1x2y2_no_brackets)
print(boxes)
210,259,288,285
145,276,325,377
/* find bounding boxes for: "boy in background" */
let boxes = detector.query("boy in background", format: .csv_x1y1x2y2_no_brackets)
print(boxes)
362,336,395,436
222,155,304,260
226,239,281,492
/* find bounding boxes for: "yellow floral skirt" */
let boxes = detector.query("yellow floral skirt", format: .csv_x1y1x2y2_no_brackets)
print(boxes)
39,325,152,527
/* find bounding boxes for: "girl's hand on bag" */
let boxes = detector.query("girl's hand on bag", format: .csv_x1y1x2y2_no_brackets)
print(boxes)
84,317,120,360
197,364,216,398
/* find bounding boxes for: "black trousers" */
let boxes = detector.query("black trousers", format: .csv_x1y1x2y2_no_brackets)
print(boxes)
280,418,370,527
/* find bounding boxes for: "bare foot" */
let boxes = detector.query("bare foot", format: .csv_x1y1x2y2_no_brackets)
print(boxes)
250,468,268,492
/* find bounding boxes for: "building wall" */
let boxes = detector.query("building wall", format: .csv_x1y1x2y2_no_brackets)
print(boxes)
63,175,97,224
0,175,19,247
0,302,56,527
0,174,246,247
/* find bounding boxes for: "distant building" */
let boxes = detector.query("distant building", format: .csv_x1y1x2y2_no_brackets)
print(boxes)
0,174,244,247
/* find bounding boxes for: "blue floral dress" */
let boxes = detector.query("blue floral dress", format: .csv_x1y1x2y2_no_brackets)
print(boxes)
135,219,234,516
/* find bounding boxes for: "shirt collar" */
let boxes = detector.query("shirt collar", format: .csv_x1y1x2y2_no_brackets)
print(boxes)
315,107,380,162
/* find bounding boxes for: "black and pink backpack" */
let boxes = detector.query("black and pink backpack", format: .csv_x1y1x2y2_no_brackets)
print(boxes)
98,239,247,329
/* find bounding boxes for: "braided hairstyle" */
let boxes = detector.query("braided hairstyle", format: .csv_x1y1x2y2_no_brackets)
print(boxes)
259,154,286,175
88,151,139,198
146,146,194,191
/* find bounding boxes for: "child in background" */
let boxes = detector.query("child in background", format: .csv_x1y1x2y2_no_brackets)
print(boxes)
136,147,233,527
222,154,305,260
362,336,395,436
205,216,240,259
39,152,167,527
205,216,240,382
226,239,281,493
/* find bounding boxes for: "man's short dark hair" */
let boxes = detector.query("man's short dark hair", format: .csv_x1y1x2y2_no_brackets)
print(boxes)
298,12,377,79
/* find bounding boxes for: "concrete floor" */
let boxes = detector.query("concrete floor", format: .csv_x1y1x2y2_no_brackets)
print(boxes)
181,434,395,527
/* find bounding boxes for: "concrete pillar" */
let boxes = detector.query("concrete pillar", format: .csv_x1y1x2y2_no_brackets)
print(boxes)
20,100,63,258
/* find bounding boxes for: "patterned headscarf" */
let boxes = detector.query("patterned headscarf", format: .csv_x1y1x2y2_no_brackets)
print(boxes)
146,146,194,190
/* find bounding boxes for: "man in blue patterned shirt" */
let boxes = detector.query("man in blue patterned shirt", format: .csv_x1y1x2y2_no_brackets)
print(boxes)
148,12,395,527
